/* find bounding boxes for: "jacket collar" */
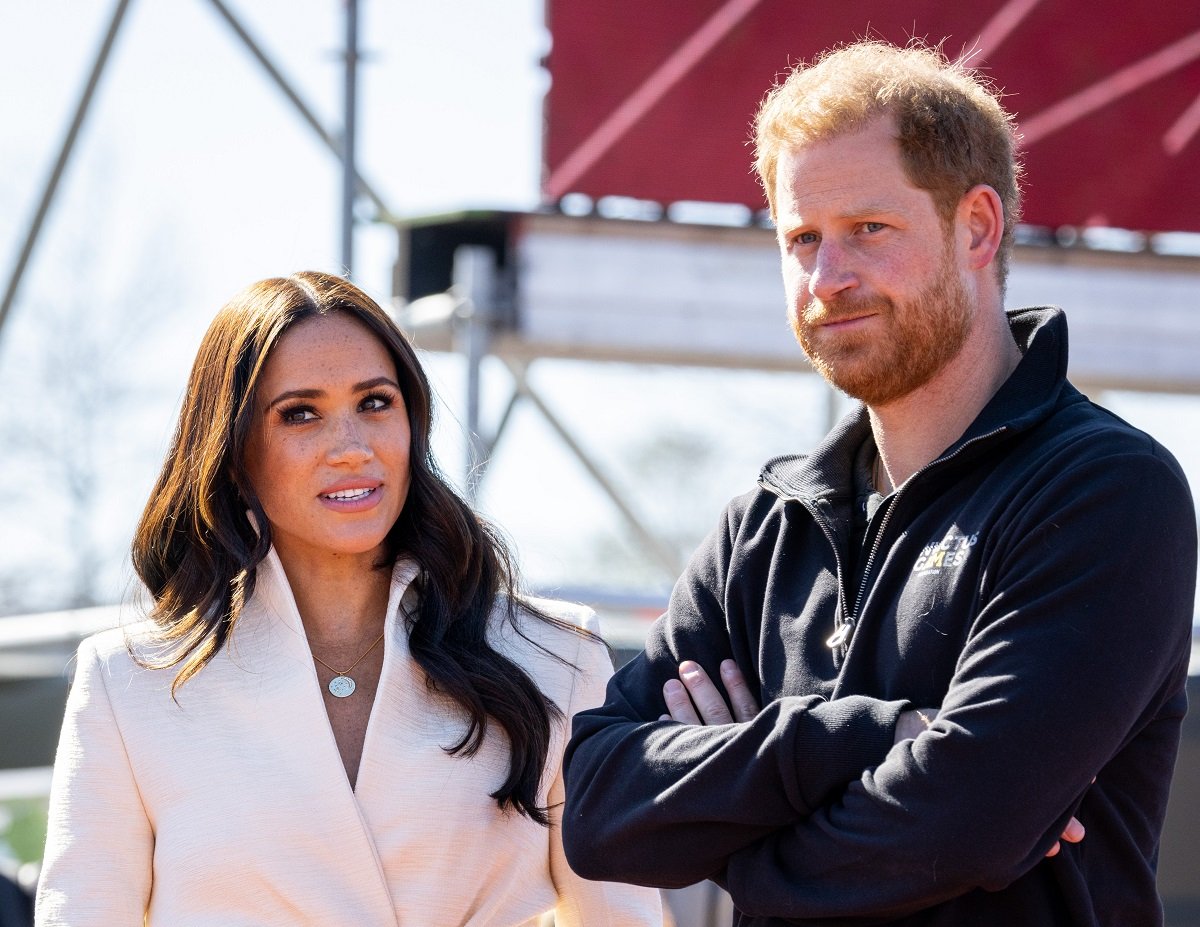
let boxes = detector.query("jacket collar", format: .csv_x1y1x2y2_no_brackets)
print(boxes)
248,547,420,640
220,547,421,681
760,307,1081,503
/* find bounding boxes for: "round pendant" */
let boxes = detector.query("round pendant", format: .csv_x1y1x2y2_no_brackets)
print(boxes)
328,675,356,698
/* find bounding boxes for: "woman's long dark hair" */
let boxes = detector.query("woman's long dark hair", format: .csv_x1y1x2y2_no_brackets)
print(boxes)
132,271,583,824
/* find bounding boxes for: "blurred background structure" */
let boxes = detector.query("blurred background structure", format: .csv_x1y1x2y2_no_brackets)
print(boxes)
2,1,1199,922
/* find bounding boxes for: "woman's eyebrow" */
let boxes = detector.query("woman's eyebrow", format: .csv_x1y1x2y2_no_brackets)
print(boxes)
264,377,400,410
354,376,401,392
264,387,323,409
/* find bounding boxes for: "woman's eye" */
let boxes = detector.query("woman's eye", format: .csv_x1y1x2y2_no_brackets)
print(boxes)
361,393,393,412
280,406,317,424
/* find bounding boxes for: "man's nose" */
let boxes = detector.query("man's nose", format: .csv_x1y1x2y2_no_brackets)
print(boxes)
808,241,858,302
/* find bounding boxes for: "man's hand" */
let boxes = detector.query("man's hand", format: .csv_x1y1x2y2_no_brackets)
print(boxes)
661,659,760,724
665,669,1086,860
1045,816,1085,857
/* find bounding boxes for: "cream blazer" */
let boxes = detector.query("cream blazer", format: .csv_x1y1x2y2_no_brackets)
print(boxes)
36,550,661,926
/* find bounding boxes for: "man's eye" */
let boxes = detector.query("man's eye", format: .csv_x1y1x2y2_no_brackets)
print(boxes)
795,231,819,246
863,222,886,233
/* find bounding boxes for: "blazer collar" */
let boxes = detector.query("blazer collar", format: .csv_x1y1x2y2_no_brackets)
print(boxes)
223,548,422,925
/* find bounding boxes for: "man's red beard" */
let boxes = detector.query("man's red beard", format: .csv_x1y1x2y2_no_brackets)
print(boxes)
790,256,973,407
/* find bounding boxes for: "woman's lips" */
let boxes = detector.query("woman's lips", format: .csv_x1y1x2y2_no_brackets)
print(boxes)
318,483,383,512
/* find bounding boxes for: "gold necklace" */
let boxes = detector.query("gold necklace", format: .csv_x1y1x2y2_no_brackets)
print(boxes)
311,630,386,698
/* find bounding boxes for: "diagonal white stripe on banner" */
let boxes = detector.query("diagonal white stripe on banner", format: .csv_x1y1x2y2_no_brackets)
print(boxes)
966,0,1044,62
1164,91,1200,155
546,0,768,199
1020,30,1200,147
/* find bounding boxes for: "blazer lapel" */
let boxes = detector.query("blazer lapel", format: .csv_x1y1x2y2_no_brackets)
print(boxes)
219,549,402,926
353,559,424,811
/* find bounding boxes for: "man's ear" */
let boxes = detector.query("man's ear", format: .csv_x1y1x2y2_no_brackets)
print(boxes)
957,184,1004,272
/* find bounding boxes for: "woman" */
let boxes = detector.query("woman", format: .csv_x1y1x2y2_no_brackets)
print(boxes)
36,272,661,925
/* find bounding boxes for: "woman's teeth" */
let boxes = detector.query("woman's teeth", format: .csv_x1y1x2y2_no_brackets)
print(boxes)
323,488,373,501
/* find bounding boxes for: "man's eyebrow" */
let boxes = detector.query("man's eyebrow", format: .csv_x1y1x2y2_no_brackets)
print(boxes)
777,199,905,226
841,201,904,219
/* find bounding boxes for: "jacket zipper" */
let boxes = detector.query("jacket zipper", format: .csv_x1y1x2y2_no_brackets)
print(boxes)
764,426,1009,656
843,426,1010,647
793,497,852,652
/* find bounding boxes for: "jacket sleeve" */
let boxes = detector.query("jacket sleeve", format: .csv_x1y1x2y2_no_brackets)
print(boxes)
723,449,1197,921
36,637,153,927
563,497,904,889
548,628,664,925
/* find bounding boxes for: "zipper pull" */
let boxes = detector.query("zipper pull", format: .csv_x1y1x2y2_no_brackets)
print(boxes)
826,618,854,649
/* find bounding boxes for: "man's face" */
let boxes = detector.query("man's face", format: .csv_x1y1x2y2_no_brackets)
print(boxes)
773,117,975,407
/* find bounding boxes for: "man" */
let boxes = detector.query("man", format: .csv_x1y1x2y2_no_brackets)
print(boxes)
562,41,1196,925
0,865,32,927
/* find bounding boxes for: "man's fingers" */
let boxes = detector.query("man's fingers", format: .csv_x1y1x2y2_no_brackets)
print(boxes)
679,661,735,725
662,679,702,725
1045,816,1085,858
720,660,761,722
661,660,759,726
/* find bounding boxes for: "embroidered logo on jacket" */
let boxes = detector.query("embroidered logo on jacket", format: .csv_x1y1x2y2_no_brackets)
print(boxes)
912,530,978,574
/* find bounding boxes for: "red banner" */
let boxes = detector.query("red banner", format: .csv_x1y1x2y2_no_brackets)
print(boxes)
544,1,1200,233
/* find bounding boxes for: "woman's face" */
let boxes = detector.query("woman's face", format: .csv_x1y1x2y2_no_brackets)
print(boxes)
243,312,412,571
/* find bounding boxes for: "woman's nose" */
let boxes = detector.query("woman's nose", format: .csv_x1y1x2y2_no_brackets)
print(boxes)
326,416,373,464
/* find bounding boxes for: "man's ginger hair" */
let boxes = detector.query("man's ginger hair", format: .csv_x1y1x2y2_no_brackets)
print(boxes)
754,41,1023,283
